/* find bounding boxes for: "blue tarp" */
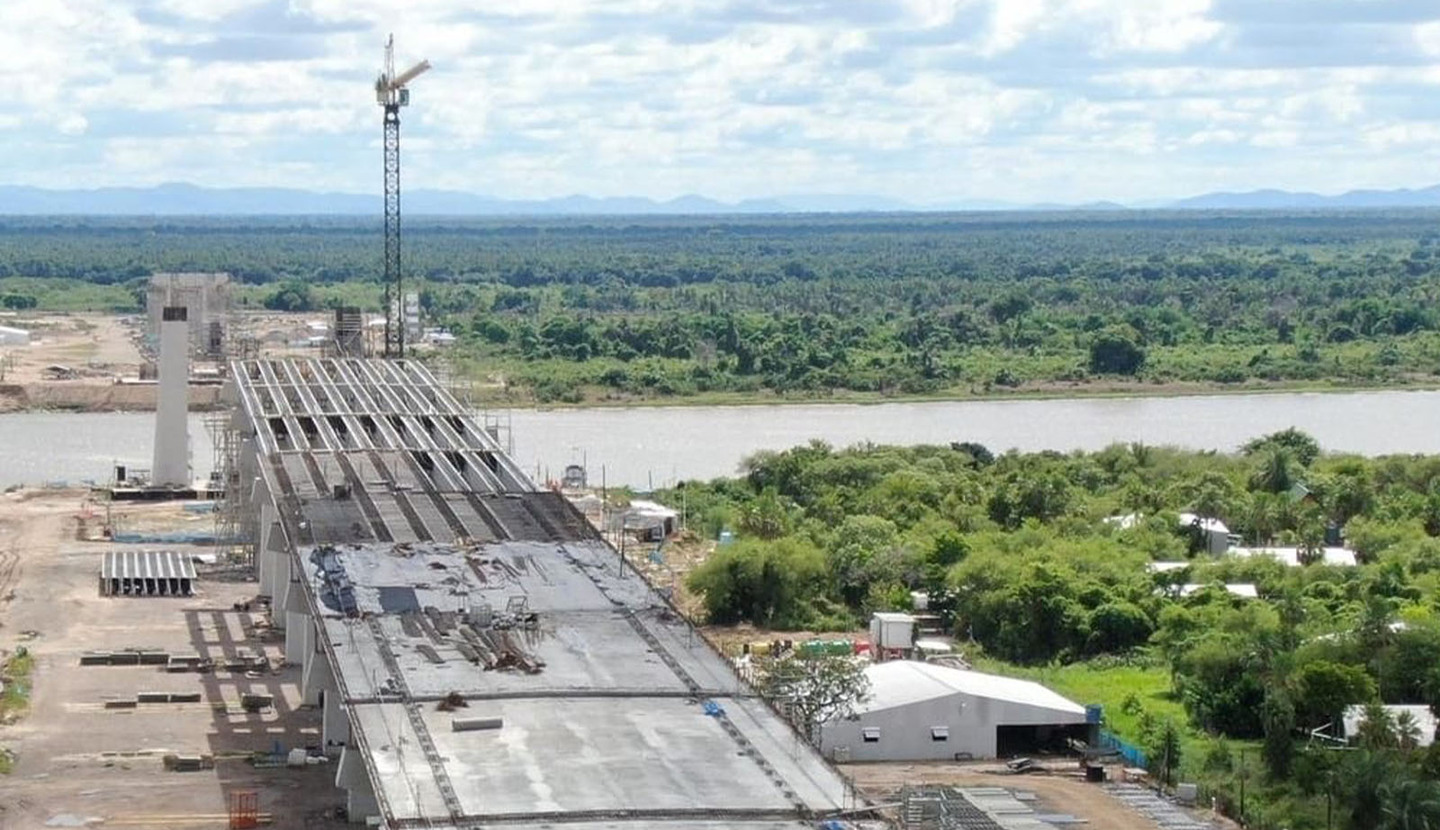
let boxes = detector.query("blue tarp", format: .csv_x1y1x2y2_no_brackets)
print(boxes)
701,700,725,717
111,530,220,544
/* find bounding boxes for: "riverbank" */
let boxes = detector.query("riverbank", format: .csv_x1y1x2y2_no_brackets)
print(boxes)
466,374,1440,411
0,381,223,413
4,373,1439,414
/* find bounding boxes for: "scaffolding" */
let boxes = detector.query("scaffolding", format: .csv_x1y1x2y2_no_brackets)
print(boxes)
204,409,250,567
434,354,514,455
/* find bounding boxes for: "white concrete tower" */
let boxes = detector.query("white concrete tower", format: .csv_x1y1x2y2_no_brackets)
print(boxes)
152,305,190,487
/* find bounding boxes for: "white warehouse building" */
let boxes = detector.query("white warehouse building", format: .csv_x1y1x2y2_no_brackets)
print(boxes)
820,661,1091,762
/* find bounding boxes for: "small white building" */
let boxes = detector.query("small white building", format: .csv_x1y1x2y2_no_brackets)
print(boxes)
622,500,678,541
819,661,1089,762
870,612,916,656
1178,512,1233,555
1109,512,1233,555
0,325,30,345
1231,546,1356,567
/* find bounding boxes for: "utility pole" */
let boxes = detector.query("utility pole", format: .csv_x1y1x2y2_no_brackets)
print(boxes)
1238,748,1248,825
374,35,431,359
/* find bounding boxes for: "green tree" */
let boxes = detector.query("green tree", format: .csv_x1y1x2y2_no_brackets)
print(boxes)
1379,778,1440,830
752,652,871,742
827,515,902,608
1261,687,1297,778
1243,428,1322,468
1183,471,1241,526
738,488,792,540
1354,702,1398,750
263,281,316,312
1295,660,1377,730
1395,709,1423,752
1087,602,1153,655
1249,446,1300,495
1088,327,1146,375
1295,504,1328,565
1148,719,1183,787
1343,751,1402,830
687,537,827,628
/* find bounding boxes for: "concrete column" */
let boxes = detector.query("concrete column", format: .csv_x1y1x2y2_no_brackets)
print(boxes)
152,306,190,487
302,642,332,707
259,527,285,599
284,611,308,665
323,686,350,755
302,617,315,664
337,746,378,823
346,789,379,824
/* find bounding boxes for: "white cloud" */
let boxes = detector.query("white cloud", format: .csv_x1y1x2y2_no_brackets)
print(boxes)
0,0,1437,202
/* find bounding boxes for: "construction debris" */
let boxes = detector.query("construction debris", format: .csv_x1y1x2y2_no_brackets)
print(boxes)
162,753,215,772
240,694,273,713
451,716,503,732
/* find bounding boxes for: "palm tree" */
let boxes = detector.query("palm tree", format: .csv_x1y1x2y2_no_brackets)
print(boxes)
1244,492,1291,546
1250,446,1299,495
1395,710,1422,752
1355,703,1399,751
1380,778,1440,830
1295,505,1327,565
1346,751,1400,829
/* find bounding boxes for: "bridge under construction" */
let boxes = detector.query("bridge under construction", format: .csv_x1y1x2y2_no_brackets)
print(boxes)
222,356,856,828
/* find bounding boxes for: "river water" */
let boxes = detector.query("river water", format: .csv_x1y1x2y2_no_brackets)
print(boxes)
1,389,1436,490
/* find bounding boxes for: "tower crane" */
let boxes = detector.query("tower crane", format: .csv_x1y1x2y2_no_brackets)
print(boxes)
375,35,431,358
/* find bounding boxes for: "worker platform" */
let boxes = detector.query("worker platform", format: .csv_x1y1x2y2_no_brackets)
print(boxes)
226,357,854,828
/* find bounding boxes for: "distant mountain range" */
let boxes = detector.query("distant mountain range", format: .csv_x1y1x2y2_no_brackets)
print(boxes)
3,181,1440,215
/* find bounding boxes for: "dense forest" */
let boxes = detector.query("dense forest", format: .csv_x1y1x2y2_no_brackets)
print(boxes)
654,430,1440,829
5,212,1440,401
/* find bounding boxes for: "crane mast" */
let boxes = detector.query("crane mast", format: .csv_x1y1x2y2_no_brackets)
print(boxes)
375,36,431,358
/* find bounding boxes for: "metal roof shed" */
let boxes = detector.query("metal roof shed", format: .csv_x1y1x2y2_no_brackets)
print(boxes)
100,550,197,597
820,661,1089,762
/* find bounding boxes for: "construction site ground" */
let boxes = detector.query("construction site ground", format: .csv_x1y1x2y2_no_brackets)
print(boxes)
0,490,343,829
0,314,223,413
847,761,1215,830
0,310,379,413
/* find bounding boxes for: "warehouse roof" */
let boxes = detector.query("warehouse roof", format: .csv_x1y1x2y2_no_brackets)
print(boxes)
856,661,1087,719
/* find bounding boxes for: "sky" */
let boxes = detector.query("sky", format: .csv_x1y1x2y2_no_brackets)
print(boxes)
6,0,1440,205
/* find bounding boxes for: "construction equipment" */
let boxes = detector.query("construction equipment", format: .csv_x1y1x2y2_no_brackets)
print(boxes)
374,35,432,358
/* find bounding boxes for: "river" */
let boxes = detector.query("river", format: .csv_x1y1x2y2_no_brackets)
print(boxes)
1,389,1436,490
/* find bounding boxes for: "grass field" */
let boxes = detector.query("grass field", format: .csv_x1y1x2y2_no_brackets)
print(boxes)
0,647,33,774
971,654,1250,781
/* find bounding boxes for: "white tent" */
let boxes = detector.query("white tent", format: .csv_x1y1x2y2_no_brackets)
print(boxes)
819,661,1088,762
